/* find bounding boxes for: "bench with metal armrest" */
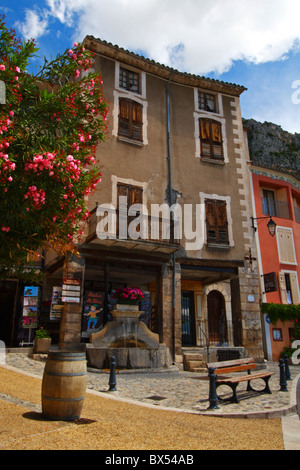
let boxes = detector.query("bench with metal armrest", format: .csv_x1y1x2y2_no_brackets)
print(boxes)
206,357,275,406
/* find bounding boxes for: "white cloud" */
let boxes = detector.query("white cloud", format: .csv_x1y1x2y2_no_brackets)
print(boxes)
39,0,300,74
15,9,49,40
14,0,300,74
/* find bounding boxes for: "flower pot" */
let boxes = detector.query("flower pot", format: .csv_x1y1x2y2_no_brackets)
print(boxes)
118,299,138,306
33,337,51,354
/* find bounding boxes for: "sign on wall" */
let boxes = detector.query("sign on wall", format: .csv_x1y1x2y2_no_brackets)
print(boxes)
263,272,278,293
62,271,82,303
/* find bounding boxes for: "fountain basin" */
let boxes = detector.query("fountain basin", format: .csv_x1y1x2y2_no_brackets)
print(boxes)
86,344,170,370
86,304,171,370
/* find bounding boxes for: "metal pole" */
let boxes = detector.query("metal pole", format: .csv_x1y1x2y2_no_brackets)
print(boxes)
108,356,117,391
279,358,288,392
284,354,291,381
208,367,219,409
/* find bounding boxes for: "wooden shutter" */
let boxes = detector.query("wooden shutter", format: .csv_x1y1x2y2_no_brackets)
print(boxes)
277,228,296,264
119,99,131,138
206,200,217,242
117,183,143,237
216,200,228,243
278,272,288,304
199,119,223,160
205,199,228,244
131,101,143,141
290,272,300,304
118,98,143,141
129,186,143,206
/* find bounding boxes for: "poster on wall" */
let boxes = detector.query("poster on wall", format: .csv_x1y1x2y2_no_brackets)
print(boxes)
81,291,104,339
22,286,39,329
50,286,63,320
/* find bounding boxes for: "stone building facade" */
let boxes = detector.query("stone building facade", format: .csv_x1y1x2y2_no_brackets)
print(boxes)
43,38,265,364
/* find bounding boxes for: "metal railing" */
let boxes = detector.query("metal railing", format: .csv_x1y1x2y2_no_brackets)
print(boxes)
293,205,300,224
196,318,242,348
261,198,291,219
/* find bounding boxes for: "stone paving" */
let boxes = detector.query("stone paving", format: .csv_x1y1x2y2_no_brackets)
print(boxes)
5,352,300,418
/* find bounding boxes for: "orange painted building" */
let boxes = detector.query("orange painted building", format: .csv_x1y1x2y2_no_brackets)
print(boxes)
250,167,300,360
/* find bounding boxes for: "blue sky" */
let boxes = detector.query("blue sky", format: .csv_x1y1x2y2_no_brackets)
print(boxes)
2,0,300,133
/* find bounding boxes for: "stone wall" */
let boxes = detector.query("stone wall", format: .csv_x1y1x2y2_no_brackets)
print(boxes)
238,267,264,361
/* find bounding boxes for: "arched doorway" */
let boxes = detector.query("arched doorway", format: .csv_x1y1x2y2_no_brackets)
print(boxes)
207,290,227,345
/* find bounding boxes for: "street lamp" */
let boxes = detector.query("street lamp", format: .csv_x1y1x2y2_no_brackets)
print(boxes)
251,216,277,237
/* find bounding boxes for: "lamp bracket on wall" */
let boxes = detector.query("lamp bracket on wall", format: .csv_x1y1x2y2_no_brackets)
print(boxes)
250,216,277,237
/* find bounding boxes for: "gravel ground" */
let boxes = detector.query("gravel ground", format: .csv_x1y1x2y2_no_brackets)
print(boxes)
0,364,286,450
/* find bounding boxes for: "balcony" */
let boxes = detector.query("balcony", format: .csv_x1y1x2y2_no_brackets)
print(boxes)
86,206,180,254
261,197,291,219
294,205,300,224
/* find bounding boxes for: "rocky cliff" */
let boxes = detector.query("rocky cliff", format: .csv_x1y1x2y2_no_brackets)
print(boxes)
243,118,300,179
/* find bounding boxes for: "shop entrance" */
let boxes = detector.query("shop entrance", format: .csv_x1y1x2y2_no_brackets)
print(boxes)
181,291,196,346
207,290,226,344
0,281,17,346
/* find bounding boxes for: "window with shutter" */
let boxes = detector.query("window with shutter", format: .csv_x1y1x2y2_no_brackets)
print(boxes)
118,98,143,142
205,199,229,245
117,183,143,237
199,118,223,160
277,227,296,264
278,271,300,305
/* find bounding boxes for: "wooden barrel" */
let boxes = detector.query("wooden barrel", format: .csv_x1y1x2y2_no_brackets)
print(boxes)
42,351,87,421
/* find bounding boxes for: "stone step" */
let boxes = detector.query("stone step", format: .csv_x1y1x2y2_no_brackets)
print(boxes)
183,352,206,372
189,367,207,373
184,353,203,361
186,360,205,369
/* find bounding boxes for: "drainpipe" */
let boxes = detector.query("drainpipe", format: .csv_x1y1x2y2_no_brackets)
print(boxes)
166,72,176,363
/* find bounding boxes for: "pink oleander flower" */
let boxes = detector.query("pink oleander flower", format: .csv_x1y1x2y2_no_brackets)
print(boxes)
0,64,5,71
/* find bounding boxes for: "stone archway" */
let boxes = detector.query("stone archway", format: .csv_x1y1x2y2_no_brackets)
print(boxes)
207,290,227,345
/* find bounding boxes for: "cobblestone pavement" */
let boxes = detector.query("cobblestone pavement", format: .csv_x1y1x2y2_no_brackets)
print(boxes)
5,352,300,418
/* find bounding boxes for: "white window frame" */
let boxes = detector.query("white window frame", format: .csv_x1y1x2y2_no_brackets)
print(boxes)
276,226,297,266
115,62,146,99
194,112,228,162
279,270,300,305
112,63,148,145
195,89,223,116
199,192,234,247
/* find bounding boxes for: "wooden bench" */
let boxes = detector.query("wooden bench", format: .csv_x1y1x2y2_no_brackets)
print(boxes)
206,358,275,405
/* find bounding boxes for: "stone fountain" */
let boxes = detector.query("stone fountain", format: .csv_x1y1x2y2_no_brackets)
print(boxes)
86,304,170,370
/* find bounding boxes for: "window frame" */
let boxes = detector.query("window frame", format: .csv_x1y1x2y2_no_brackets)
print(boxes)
276,227,297,265
119,67,141,94
118,97,143,143
262,189,276,216
198,91,217,113
199,118,224,161
279,270,300,305
200,192,234,248
205,198,229,246
272,328,283,341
